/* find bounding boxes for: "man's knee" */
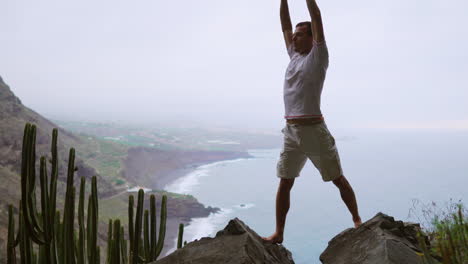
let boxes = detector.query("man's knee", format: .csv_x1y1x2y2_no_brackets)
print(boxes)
332,175,347,188
279,178,295,190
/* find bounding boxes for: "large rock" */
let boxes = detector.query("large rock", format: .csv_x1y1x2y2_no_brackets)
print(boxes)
154,218,295,264
320,212,437,264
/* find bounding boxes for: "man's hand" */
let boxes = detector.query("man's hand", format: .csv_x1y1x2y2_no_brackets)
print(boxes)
280,0,293,49
306,0,325,43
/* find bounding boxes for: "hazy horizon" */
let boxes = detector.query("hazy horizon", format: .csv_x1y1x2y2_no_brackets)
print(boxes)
1,0,467,132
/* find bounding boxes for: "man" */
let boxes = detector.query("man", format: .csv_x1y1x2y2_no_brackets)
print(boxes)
262,0,362,244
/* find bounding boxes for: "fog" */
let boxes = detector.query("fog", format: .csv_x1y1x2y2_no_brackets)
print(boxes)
1,0,467,132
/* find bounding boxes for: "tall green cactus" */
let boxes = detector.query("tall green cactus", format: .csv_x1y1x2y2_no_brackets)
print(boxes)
129,190,168,263
7,123,187,264
128,194,134,258
20,123,57,263
7,123,101,264
106,219,113,264
177,223,184,249
7,205,17,264
109,219,122,264
77,177,86,264
87,176,99,264
120,226,128,264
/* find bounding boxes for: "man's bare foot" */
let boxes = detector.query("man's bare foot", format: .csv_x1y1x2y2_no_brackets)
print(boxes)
353,216,362,228
261,232,284,244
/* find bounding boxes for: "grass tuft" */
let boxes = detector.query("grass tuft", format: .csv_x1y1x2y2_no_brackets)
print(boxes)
409,199,468,264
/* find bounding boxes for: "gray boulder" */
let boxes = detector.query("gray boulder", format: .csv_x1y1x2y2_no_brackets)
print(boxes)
154,218,295,264
320,212,437,264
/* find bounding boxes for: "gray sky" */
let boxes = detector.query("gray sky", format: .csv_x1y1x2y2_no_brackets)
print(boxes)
1,0,467,132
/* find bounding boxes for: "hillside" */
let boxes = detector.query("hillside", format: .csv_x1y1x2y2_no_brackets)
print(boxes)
0,76,122,262
0,76,251,263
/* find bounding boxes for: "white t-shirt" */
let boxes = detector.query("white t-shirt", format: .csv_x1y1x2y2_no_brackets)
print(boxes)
283,41,329,119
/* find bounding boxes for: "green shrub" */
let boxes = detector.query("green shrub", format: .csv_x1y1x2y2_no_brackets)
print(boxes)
409,199,468,264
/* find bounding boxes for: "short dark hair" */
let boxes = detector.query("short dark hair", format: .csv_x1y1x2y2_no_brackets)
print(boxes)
295,21,312,36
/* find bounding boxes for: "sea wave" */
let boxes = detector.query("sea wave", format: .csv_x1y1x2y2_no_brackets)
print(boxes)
234,203,255,209
166,207,234,255
162,152,262,256
163,157,248,194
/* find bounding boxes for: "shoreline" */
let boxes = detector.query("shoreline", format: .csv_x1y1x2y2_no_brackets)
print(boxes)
161,155,254,257
160,154,260,258
122,146,253,191
151,153,254,191
155,154,254,258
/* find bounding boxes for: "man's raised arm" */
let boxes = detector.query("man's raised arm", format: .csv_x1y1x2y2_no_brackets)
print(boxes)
306,0,325,43
280,0,293,49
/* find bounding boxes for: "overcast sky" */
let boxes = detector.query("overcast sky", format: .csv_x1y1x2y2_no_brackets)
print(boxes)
1,0,467,132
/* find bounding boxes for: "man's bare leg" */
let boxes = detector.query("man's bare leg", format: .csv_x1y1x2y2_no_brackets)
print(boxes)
332,175,362,228
262,178,295,243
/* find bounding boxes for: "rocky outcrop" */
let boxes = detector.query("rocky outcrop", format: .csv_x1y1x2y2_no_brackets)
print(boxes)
320,212,438,264
154,218,295,264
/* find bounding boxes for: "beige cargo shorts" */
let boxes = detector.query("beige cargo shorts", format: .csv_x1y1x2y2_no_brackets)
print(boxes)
277,121,343,182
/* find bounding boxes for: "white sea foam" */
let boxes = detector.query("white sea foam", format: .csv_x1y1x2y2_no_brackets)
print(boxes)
163,157,248,194
163,168,208,194
162,156,256,257
247,148,280,159
165,208,234,256
206,139,241,145
127,186,152,193
234,203,255,209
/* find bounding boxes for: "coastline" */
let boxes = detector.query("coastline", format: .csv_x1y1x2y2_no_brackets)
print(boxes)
150,154,254,258
160,154,260,257
121,146,253,191
159,155,256,258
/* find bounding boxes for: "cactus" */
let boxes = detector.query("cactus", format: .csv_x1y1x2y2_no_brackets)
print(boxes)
177,223,184,249
128,194,134,255
19,123,61,263
104,218,127,264
120,226,128,264
86,176,99,264
6,123,186,264
111,219,122,264
106,219,113,264
149,195,157,259
131,189,144,264
7,204,17,264
77,177,86,264
129,190,168,263
144,210,150,260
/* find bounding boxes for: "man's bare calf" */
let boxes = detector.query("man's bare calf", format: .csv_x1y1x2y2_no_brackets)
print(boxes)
261,178,295,244
332,175,362,228
262,175,361,244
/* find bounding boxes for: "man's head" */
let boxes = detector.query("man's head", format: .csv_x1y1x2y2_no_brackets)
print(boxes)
293,21,313,54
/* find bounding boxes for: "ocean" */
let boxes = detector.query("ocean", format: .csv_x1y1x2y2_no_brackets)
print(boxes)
163,131,468,263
